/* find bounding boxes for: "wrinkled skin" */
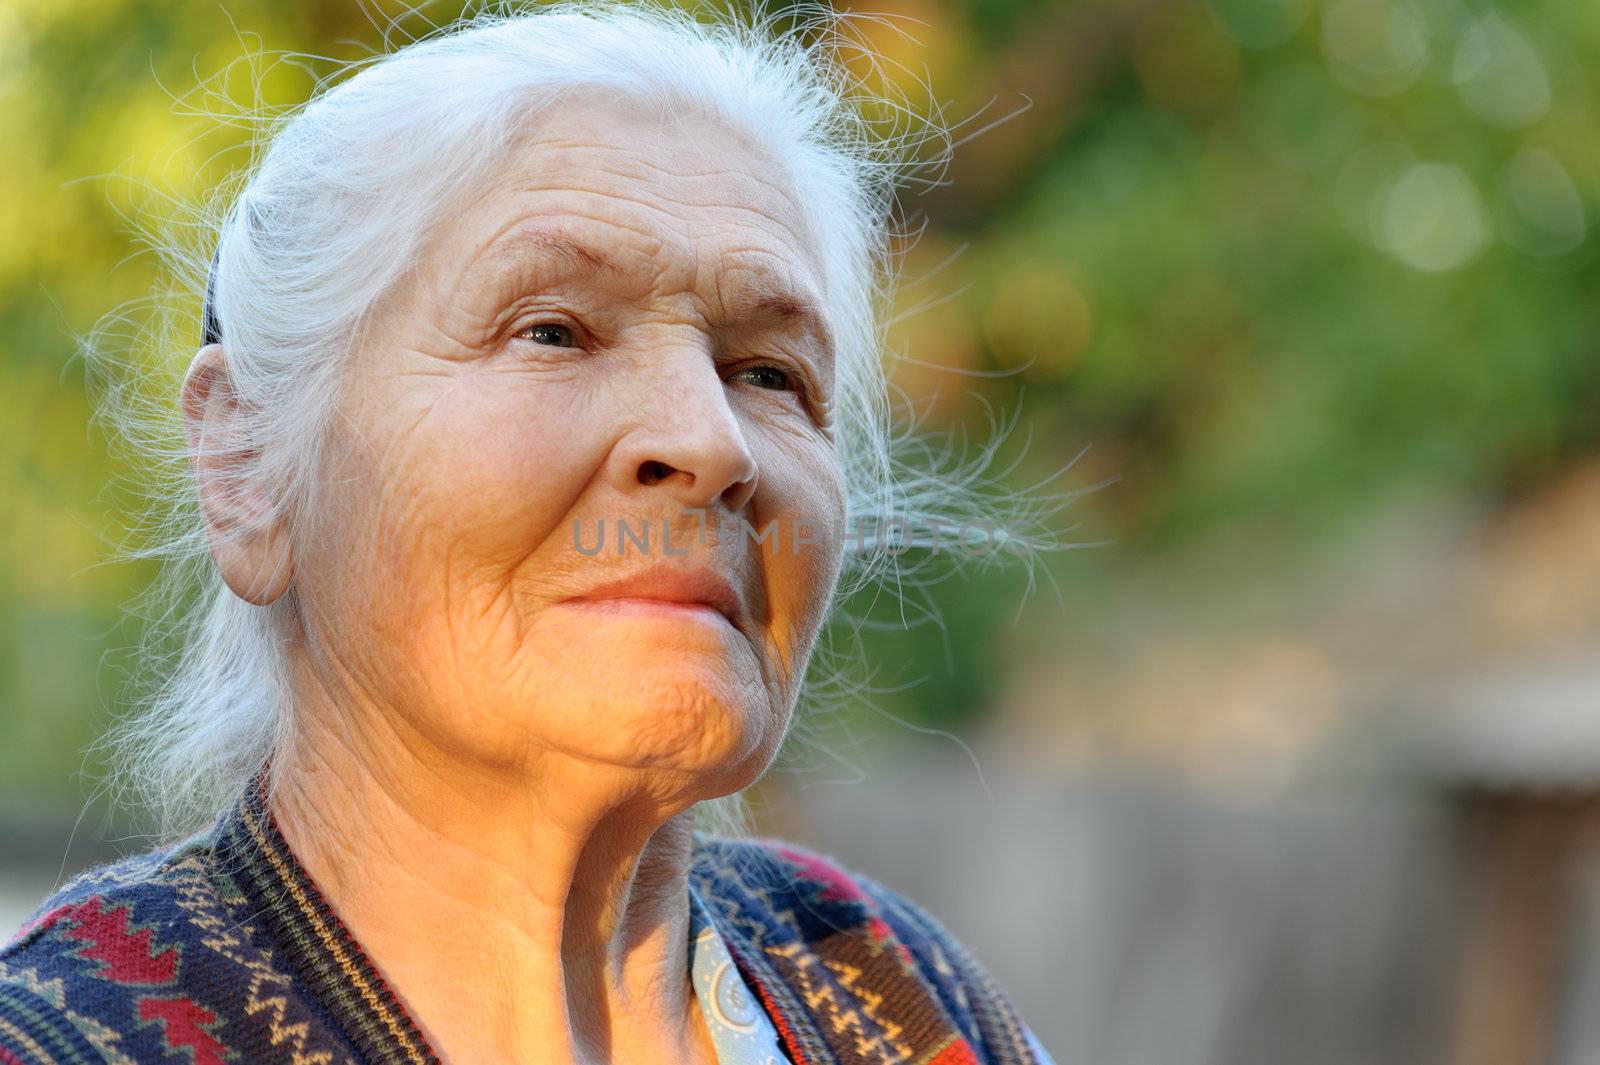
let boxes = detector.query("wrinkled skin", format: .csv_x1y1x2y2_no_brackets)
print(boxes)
182,89,847,1064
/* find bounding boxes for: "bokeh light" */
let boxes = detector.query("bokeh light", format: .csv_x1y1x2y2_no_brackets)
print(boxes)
1452,13,1552,130
1373,161,1489,272
1504,146,1587,258
1320,0,1430,97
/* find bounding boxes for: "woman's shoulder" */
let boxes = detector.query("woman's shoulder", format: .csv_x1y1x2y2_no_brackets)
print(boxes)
692,833,946,954
3,838,206,958
0,833,322,1065
0,841,196,1061
691,831,987,972
691,832,1054,1065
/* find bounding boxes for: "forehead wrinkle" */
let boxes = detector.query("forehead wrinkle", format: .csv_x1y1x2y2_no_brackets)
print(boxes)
602,160,826,276
521,129,823,267
610,148,807,212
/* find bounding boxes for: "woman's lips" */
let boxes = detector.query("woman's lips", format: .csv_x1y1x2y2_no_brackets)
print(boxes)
559,596,731,627
565,566,744,628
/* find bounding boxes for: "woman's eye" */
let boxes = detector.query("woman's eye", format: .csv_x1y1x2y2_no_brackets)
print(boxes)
735,365,795,392
518,323,577,347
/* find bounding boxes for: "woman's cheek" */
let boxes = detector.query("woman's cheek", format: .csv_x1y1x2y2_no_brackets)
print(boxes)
785,443,846,570
760,478,844,666
403,382,593,557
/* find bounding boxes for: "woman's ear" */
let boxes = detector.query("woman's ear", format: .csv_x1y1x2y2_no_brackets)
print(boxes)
181,343,294,605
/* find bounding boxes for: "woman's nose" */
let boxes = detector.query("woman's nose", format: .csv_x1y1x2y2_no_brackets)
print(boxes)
615,347,759,515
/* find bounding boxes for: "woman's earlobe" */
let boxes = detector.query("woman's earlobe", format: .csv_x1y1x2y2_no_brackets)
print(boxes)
181,344,295,605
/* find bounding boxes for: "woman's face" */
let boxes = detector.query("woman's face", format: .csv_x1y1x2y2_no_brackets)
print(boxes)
290,91,846,800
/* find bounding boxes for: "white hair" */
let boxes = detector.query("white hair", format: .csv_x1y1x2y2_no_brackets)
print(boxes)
83,0,1081,842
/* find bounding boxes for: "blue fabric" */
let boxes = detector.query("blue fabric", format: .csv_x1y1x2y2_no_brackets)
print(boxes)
688,882,791,1064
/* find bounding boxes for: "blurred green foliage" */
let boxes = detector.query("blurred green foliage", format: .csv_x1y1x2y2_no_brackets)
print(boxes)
1,0,1596,806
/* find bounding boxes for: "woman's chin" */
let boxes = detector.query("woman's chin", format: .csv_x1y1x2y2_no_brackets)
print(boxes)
504,643,777,773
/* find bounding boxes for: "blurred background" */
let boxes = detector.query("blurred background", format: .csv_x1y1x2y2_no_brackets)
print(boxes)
2,0,1598,1062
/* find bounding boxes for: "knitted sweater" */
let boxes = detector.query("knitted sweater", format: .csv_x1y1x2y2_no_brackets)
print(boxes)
0,780,1050,1065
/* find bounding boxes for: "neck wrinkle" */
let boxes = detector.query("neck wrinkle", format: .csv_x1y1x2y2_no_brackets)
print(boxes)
245,726,710,1065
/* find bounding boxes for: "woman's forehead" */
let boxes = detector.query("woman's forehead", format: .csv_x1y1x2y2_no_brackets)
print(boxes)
434,93,828,297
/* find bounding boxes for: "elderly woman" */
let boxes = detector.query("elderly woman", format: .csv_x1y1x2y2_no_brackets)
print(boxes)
2,4,1055,1063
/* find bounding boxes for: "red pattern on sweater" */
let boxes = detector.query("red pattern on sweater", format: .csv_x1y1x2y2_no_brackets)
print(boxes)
928,1037,983,1065
42,896,179,986
138,996,230,1065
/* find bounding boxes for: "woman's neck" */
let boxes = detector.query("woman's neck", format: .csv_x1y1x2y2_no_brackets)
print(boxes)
268,709,718,1065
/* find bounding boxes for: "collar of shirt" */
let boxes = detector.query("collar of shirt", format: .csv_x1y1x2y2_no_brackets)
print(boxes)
688,881,792,1064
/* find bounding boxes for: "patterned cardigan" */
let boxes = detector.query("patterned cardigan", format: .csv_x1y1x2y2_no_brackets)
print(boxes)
0,779,1050,1065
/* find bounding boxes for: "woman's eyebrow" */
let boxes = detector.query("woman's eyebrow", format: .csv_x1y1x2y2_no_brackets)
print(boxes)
471,225,625,280
724,276,836,365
